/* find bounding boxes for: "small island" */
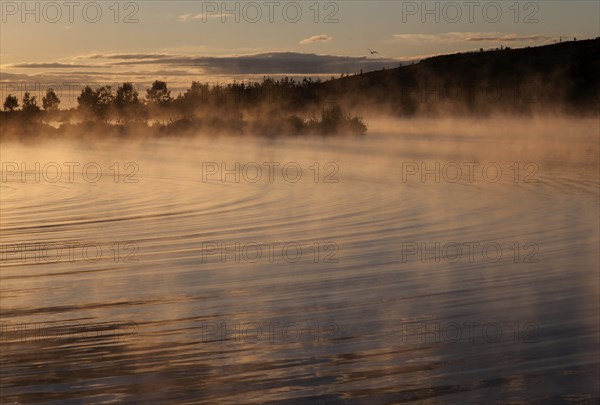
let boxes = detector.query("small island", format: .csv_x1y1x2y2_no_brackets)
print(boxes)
0,78,368,141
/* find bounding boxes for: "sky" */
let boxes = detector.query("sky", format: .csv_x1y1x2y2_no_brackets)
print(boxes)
1,0,599,102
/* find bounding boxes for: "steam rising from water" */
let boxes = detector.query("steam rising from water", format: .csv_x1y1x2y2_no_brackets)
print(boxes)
1,117,598,403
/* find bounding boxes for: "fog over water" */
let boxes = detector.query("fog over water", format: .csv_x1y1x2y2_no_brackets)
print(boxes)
1,117,598,403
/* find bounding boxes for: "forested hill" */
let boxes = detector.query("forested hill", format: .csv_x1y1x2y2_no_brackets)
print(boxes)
321,38,600,115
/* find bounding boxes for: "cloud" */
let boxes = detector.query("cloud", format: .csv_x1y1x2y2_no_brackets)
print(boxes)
80,53,173,60
466,34,554,42
10,62,96,69
393,32,555,43
4,52,402,80
178,12,227,22
104,52,400,74
52,51,402,74
299,35,333,45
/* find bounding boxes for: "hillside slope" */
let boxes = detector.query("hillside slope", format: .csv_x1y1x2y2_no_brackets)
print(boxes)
321,38,600,116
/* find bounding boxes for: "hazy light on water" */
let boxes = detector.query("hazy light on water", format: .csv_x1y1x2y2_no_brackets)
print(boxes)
1,117,598,403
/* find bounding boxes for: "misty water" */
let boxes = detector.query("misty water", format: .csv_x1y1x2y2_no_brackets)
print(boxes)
1,118,598,404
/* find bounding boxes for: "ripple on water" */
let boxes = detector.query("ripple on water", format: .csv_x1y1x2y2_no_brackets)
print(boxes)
1,123,598,403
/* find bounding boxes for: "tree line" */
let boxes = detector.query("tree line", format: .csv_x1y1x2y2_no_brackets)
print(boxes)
2,77,327,117
1,78,368,136
3,89,60,113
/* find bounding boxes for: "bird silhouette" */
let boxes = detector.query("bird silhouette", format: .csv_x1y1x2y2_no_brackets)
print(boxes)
368,48,379,55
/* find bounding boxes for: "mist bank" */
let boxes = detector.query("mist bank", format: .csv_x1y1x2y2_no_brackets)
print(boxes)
0,104,367,142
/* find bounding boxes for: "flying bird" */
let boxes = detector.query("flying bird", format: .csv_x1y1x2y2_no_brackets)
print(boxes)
368,48,379,55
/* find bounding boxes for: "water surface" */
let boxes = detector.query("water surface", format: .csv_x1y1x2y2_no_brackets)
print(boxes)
1,117,599,404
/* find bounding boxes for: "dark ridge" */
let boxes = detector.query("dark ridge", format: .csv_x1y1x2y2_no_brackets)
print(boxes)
319,38,600,116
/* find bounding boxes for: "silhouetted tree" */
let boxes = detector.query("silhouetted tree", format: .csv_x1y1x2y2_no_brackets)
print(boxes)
42,88,61,111
146,80,172,105
184,81,208,100
3,95,19,111
114,82,143,122
176,81,209,115
77,86,96,112
22,92,41,114
77,85,114,121
93,86,115,121
115,82,140,107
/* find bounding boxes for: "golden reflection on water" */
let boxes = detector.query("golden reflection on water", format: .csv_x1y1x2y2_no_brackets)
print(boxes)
1,117,598,403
